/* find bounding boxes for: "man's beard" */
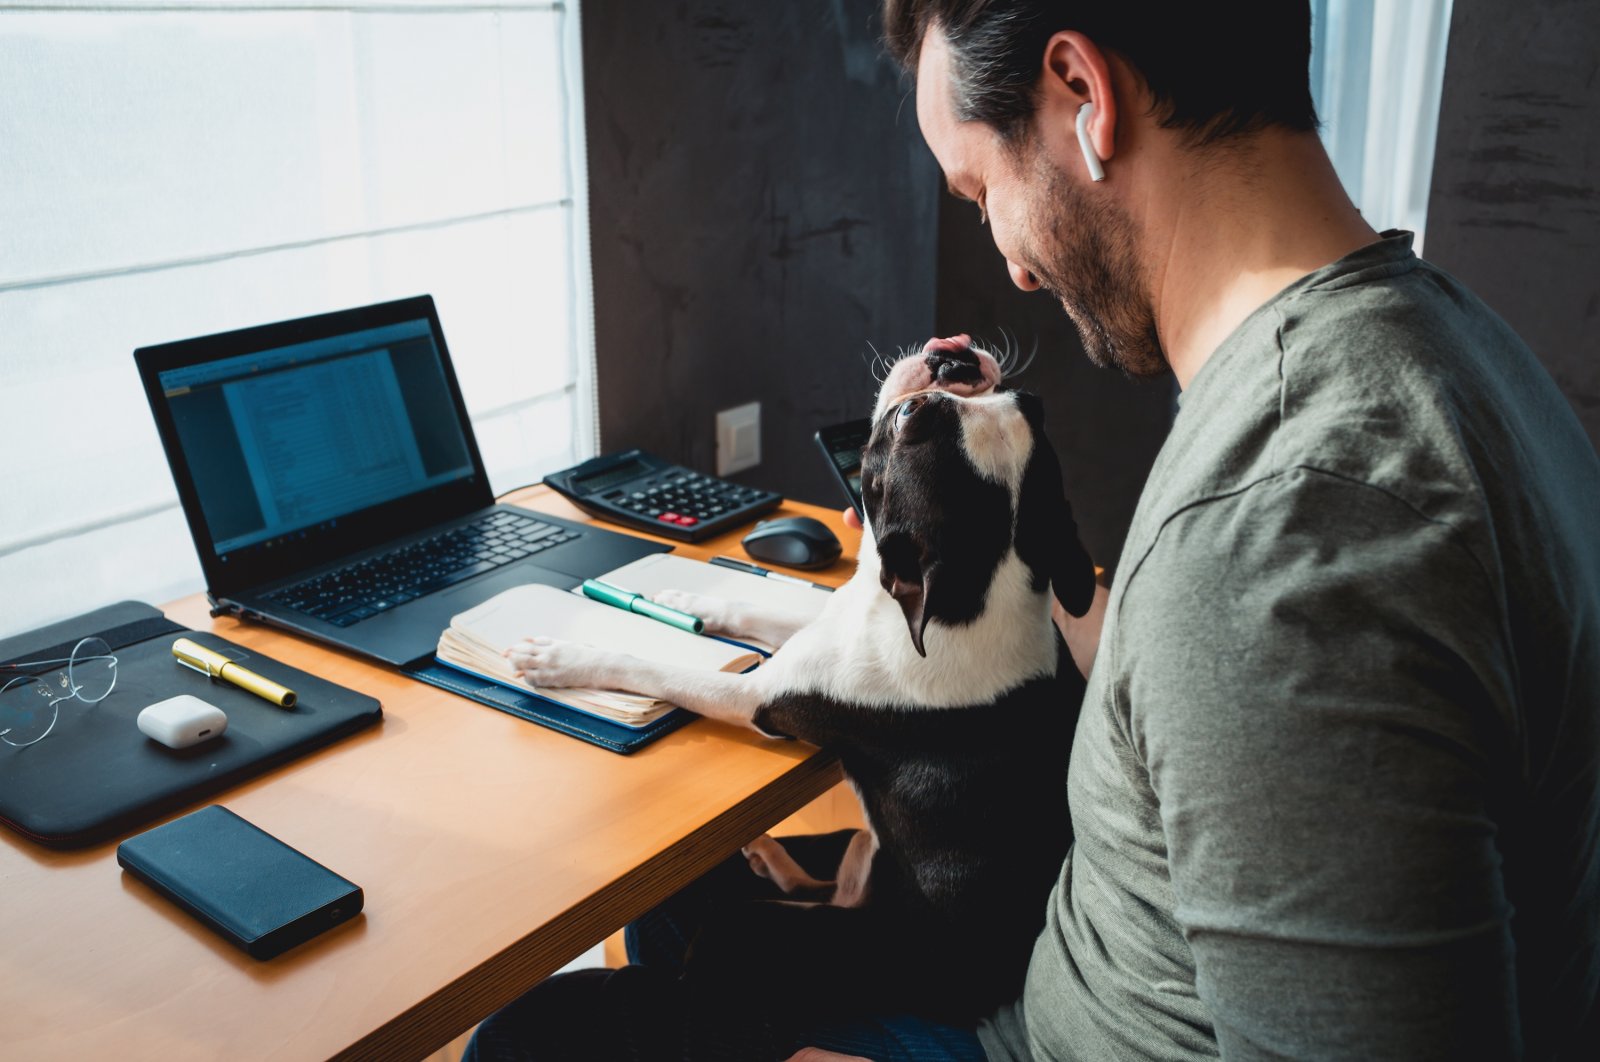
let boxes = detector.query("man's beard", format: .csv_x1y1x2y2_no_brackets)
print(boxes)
1021,152,1166,377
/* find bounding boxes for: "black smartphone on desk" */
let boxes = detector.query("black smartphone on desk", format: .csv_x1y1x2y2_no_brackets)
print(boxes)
117,805,363,959
813,418,870,521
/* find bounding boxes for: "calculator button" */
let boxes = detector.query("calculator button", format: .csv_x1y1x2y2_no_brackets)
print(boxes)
677,515,698,527
658,512,681,524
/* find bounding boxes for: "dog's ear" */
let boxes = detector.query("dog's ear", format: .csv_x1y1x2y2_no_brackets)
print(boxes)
877,531,933,656
1012,394,1096,618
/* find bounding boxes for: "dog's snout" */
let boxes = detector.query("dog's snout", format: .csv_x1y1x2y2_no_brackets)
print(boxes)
925,346,984,386
873,334,1004,420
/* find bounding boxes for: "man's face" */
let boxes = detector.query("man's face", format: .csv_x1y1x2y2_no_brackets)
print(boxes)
914,30,1165,377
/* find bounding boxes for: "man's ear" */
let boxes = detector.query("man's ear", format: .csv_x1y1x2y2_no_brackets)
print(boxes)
1013,397,1096,618
1040,30,1118,167
877,531,933,657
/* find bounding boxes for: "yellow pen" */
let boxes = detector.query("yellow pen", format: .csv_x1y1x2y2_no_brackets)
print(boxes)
172,637,298,709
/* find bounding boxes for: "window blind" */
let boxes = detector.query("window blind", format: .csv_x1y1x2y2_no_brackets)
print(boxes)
1311,0,1455,250
0,0,597,638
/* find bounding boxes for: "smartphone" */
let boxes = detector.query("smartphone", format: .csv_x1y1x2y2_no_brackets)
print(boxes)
117,804,363,959
813,418,871,521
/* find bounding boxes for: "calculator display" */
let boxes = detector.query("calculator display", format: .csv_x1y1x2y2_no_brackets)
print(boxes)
573,459,650,495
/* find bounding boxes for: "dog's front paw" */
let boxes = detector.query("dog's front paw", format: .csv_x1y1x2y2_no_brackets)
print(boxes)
652,590,744,637
506,637,627,690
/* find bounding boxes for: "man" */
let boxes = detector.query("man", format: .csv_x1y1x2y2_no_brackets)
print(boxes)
469,2,1600,1058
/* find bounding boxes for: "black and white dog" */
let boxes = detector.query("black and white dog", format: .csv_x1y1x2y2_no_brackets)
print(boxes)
510,338,1094,1022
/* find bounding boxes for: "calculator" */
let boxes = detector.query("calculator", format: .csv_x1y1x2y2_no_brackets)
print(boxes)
543,450,782,542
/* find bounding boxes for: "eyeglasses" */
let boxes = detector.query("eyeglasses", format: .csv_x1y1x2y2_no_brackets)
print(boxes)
0,637,119,748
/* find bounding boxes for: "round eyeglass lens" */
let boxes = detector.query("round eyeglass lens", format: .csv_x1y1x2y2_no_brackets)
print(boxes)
69,637,117,704
0,675,60,748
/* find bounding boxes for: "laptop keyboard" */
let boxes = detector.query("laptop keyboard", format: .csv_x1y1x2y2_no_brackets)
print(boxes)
267,511,580,627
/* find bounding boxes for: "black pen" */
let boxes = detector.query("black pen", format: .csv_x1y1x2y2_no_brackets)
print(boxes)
709,556,834,592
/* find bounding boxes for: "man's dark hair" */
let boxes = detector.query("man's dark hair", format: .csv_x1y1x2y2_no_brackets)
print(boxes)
883,0,1318,146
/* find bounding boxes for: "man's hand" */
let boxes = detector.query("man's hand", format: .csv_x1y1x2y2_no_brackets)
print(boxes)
1054,582,1108,679
784,1050,874,1062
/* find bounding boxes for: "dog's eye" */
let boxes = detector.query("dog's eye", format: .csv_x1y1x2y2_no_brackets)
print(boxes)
895,397,922,430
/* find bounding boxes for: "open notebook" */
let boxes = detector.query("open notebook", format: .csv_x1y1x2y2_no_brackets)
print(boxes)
593,554,832,651
434,555,833,728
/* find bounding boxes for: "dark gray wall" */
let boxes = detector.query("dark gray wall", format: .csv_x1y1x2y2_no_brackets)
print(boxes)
581,0,1172,570
1425,0,1600,449
582,0,940,507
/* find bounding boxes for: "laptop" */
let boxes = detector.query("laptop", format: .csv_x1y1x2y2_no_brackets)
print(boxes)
135,295,667,666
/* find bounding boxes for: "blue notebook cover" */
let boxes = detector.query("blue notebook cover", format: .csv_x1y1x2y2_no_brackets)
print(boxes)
401,658,694,754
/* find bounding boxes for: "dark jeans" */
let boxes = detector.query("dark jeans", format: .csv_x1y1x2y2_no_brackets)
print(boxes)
464,831,988,1062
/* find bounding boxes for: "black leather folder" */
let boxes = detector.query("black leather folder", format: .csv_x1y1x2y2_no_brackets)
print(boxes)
0,602,382,848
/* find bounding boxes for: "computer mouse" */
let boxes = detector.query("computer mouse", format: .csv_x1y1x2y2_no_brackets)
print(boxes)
741,516,842,570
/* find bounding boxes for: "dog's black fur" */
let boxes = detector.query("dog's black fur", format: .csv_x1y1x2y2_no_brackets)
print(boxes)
682,388,1094,1025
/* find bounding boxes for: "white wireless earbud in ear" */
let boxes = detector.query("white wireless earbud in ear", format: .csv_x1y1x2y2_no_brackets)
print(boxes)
1076,102,1105,182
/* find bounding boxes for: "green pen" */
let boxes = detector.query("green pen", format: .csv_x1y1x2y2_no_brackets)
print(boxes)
580,578,705,634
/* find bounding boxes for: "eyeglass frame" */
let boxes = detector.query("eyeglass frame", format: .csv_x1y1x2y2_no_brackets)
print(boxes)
0,637,120,748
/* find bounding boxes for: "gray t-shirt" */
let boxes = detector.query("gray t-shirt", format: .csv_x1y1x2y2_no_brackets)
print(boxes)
981,232,1600,1061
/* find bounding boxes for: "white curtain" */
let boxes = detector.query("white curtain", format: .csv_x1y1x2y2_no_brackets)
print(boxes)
1311,0,1455,251
0,1,597,639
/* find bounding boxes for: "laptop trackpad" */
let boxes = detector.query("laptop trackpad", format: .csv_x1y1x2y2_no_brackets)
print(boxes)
368,562,577,667
433,563,574,611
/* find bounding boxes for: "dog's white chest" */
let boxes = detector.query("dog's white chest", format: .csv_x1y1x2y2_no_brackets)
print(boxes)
759,552,1058,709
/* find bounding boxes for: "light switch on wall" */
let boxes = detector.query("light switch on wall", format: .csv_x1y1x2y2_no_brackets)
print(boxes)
715,402,761,476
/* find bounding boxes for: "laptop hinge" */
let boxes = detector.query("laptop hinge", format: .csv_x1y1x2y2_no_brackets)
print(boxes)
207,594,249,621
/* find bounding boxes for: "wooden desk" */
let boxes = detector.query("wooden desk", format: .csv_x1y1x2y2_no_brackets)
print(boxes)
0,487,858,1061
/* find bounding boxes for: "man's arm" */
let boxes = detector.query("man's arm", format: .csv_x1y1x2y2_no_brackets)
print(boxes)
1120,470,1521,1057
1054,582,1108,678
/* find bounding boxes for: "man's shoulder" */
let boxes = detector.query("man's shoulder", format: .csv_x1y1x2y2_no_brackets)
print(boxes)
1157,260,1576,557
1268,265,1503,521
1121,465,1489,614
1275,259,1597,554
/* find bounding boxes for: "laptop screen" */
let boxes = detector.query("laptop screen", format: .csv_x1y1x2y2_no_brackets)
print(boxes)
157,318,475,558
138,296,493,594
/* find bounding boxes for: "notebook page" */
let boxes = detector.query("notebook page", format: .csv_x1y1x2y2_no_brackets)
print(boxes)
448,584,757,675
595,554,832,621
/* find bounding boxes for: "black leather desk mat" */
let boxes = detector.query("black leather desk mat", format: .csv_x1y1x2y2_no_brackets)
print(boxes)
0,601,381,848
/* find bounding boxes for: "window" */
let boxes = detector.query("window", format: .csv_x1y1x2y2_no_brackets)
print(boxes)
1311,0,1456,250
0,1,596,638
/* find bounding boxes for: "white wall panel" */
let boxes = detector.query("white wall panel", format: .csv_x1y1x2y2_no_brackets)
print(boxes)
0,2,590,639
0,6,565,286
2,206,574,551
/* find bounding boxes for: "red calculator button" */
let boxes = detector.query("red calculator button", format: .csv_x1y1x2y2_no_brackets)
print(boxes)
658,512,680,523
677,515,699,527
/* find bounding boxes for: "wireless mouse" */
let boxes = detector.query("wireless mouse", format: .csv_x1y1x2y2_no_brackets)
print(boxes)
740,516,842,570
